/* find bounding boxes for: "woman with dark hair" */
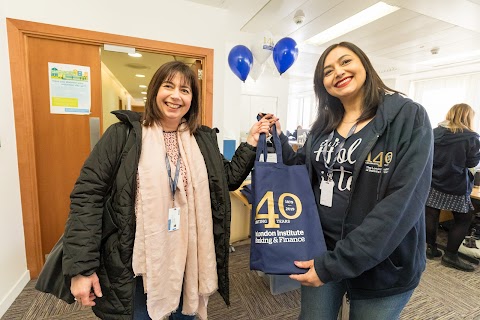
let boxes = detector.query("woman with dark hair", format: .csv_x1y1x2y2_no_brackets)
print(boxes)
62,61,273,319
425,103,480,272
273,42,433,319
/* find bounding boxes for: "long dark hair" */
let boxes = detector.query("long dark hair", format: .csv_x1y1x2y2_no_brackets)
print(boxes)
310,42,400,135
143,61,200,133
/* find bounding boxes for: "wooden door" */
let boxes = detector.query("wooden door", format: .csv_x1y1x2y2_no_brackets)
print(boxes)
8,18,214,277
27,37,102,259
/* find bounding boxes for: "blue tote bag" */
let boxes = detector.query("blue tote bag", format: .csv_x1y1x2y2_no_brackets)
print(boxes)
250,126,327,274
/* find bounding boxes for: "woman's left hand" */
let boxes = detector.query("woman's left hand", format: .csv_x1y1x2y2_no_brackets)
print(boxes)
289,260,324,287
246,114,278,147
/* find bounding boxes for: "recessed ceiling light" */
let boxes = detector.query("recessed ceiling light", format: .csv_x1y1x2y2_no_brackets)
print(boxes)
135,74,145,78
139,85,147,88
141,91,147,95
306,2,399,46
128,52,142,58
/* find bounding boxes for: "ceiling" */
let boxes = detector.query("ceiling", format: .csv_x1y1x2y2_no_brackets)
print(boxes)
189,0,480,89
102,0,480,101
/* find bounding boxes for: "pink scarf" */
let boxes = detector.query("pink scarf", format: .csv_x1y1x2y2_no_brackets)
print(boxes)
133,123,218,319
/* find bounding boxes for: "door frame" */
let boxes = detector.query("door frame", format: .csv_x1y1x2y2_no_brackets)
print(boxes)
6,18,214,278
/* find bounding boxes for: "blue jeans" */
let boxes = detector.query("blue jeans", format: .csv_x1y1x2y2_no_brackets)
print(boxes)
134,277,195,320
299,280,414,320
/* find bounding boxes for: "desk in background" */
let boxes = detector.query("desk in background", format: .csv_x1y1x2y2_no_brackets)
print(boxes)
232,184,480,237
234,185,480,225
288,140,303,152
440,186,480,222
471,186,480,201
229,181,251,243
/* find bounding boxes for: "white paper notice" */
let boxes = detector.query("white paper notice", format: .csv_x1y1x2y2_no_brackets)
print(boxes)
48,62,91,115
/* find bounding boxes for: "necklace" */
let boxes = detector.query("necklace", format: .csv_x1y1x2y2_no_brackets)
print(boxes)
342,119,358,124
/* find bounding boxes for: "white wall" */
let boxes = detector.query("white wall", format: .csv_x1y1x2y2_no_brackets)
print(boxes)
0,6,30,317
223,63,290,146
0,0,254,316
221,40,290,149
101,63,129,131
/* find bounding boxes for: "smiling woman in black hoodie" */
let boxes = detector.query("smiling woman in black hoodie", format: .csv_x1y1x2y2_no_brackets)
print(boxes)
425,103,480,272
274,42,433,320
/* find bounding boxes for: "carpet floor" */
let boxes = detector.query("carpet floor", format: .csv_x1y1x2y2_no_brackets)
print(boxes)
3,229,480,320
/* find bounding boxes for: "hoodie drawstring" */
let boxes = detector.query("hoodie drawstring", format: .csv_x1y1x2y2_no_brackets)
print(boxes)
376,122,390,201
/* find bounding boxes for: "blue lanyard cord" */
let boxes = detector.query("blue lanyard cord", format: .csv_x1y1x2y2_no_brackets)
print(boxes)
322,123,358,181
165,152,181,206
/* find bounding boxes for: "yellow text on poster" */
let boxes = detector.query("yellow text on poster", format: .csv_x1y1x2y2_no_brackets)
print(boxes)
52,97,78,108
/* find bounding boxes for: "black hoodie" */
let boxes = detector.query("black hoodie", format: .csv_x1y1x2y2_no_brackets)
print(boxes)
280,93,433,299
431,125,480,195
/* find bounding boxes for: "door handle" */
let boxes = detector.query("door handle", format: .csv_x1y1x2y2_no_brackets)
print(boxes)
89,117,100,151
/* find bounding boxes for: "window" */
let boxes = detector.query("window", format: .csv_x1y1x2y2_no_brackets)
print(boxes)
287,93,316,133
410,73,480,131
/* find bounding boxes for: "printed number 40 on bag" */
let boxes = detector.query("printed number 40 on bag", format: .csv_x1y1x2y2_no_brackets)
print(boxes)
255,191,302,228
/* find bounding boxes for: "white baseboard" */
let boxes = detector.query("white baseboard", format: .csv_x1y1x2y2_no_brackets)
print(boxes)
0,270,31,318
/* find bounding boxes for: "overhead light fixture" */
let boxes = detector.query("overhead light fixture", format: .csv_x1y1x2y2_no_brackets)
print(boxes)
103,44,135,54
418,50,480,66
128,52,142,58
305,2,399,46
141,91,147,95
135,74,146,78
139,85,147,88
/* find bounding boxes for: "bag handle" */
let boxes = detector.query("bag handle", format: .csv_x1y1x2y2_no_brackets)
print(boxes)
305,135,313,184
256,132,267,162
255,123,283,164
271,124,283,163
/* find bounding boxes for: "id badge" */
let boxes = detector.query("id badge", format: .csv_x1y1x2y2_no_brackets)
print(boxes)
320,179,334,207
168,207,180,231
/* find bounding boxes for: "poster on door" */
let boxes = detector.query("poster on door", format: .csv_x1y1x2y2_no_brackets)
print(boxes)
48,62,91,115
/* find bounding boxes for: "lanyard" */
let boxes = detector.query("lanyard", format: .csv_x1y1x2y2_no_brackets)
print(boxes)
165,152,181,206
322,123,358,181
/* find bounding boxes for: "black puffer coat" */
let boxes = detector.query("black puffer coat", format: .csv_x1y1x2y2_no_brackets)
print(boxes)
63,111,255,319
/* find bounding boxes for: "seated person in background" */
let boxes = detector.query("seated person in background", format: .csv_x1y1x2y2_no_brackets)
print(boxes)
288,125,303,140
425,103,480,272
293,125,303,139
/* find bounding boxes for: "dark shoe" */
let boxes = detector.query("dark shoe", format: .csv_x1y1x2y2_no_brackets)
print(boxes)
441,252,474,272
426,244,443,260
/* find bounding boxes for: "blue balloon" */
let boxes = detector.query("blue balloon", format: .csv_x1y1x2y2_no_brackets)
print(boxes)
272,37,299,75
228,45,253,82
